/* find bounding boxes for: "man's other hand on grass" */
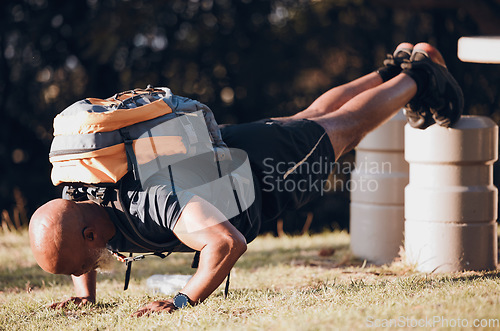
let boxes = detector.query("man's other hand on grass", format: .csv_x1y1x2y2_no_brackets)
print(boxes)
131,299,177,317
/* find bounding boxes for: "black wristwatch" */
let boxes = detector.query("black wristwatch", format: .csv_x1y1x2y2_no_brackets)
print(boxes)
173,292,192,309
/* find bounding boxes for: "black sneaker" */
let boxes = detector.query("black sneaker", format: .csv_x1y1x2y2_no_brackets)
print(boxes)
384,42,413,68
377,42,413,82
402,43,464,128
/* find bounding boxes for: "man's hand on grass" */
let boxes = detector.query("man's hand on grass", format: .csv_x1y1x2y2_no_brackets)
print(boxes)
48,296,94,309
131,299,177,317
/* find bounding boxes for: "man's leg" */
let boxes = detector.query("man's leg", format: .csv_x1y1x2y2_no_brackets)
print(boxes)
312,73,417,160
289,72,383,120
281,42,462,160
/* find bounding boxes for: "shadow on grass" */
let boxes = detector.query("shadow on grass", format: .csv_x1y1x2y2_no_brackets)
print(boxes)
125,239,355,280
236,239,355,269
61,238,356,287
434,270,500,282
3,233,498,292
0,265,72,291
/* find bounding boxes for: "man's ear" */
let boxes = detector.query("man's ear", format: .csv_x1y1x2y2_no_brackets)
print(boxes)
82,227,96,242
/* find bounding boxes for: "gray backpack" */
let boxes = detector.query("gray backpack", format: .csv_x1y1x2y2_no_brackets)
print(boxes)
50,85,230,186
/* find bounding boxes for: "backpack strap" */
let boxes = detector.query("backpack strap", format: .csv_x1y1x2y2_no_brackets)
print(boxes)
224,272,231,299
119,128,140,181
111,250,171,290
123,252,133,291
63,185,116,205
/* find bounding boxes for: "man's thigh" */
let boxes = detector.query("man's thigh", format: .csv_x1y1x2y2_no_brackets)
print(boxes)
220,118,336,221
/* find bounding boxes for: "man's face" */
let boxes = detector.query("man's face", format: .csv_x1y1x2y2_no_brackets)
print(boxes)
68,246,101,276
70,246,114,276
95,248,116,274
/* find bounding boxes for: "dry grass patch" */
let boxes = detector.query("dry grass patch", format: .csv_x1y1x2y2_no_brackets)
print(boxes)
1,230,499,330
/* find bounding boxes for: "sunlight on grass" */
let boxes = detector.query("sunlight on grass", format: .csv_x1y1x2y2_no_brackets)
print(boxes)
1,229,499,330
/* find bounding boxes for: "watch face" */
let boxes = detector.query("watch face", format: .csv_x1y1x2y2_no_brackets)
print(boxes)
173,293,189,309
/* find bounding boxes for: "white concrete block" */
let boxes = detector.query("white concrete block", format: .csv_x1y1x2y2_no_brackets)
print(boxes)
404,116,499,272
350,110,408,264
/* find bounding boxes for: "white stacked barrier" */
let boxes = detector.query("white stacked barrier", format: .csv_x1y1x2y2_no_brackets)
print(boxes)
405,116,498,272
350,110,408,265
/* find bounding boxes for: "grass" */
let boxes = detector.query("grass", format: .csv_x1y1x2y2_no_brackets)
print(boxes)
1,229,500,330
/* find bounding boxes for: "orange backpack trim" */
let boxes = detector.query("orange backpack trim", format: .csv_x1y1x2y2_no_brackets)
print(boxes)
53,99,173,136
50,144,128,185
50,136,187,185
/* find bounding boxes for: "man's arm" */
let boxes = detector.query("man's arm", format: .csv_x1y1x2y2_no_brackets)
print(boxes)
131,195,247,316
49,270,97,309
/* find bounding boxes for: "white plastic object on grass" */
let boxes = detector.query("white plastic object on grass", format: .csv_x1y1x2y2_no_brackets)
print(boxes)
146,274,192,295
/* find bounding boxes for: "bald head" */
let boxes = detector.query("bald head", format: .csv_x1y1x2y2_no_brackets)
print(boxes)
29,199,115,275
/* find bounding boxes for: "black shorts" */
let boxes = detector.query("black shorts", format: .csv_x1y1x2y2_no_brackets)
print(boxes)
221,119,336,222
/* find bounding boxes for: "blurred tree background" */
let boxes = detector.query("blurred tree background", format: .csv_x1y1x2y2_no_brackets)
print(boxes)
1,0,500,233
